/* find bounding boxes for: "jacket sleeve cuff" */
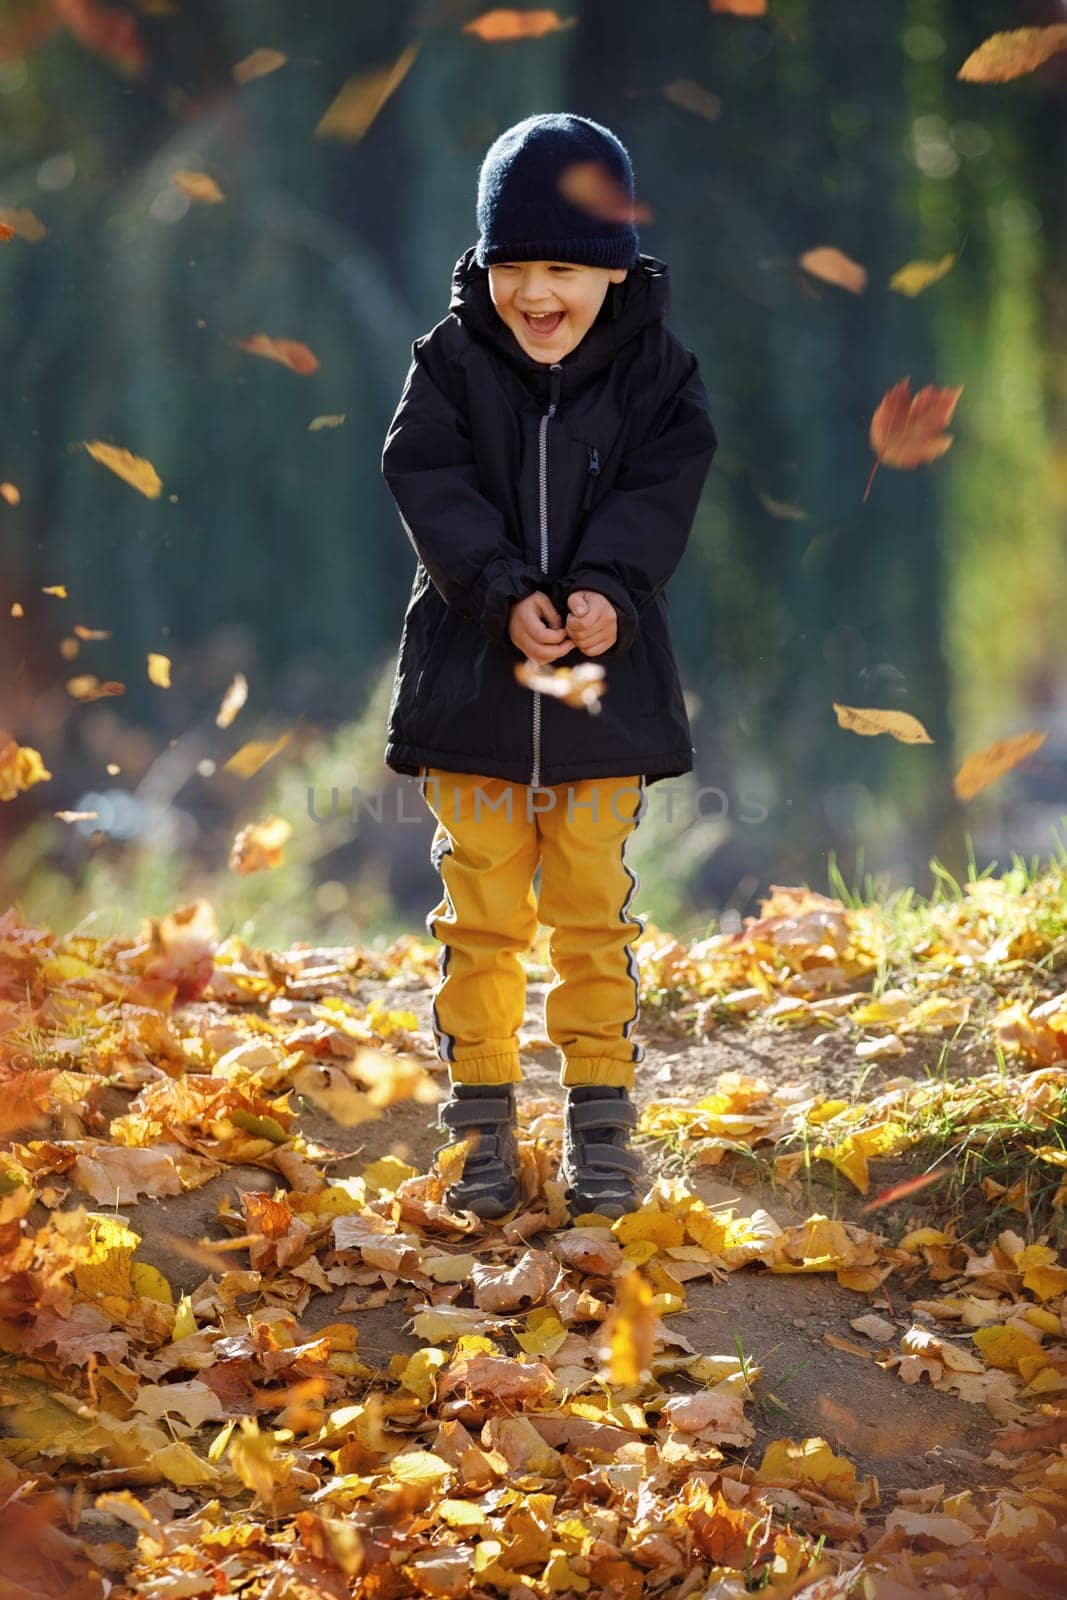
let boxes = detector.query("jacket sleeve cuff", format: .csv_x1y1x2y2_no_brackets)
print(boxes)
560,570,640,658
477,560,547,648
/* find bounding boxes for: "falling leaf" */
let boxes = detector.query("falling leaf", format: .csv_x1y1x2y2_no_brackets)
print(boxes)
308,413,347,430
663,79,720,120
710,0,766,13
314,37,422,142
66,674,125,701
233,47,287,85
599,1267,656,1386
53,0,147,75
558,159,653,224
861,1170,946,1211
229,813,293,874
463,9,578,41
215,672,248,728
146,651,171,688
958,25,1067,83
754,486,808,520
514,659,606,713
833,703,934,744
0,732,52,798
83,440,163,498
230,334,319,375
171,170,225,204
798,246,868,294
223,728,293,777
0,481,20,502
953,729,1046,801
889,252,959,297
864,377,963,501
72,623,110,639
42,583,67,596
0,207,47,242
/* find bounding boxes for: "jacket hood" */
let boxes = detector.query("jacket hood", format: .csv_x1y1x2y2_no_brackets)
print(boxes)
448,243,670,388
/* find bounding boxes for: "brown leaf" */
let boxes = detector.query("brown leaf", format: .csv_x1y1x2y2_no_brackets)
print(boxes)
958,25,1067,84
833,703,934,744
799,246,868,294
865,377,963,500
230,334,319,375
953,729,1046,801
53,0,147,75
470,1248,553,1312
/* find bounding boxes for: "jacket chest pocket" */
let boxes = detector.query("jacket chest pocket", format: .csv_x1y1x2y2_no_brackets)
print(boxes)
550,427,612,573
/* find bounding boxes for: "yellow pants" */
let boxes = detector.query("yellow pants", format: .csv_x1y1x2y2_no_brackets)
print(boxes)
417,767,649,1090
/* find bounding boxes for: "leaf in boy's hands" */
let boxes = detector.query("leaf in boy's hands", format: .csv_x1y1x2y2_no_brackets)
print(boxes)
832,704,933,744
958,25,1067,83
514,659,606,714
230,334,319,375
463,9,578,42
798,246,868,294
953,729,1046,801
864,377,963,501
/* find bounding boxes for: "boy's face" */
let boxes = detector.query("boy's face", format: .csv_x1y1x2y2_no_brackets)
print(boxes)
488,260,629,364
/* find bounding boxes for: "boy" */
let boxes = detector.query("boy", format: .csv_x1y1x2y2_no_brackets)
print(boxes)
381,113,717,1221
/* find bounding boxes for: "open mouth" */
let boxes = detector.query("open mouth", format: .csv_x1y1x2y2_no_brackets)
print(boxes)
522,311,564,337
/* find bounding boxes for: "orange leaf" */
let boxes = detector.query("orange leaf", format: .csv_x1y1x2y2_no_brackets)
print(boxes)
864,377,963,501
65,674,126,701
83,440,163,497
314,38,422,142
231,334,319,375
463,9,578,41
958,25,1067,84
232,47,287,86
558,159,653,225
798,246,868,295
710,0,766,13
53,0,147,75
171,169,225,204
953,729,1046,801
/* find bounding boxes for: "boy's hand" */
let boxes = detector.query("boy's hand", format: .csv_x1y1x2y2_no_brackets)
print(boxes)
565,589,618,657
509,590,573,665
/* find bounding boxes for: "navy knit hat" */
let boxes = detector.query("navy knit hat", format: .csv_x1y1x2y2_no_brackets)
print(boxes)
474,113,640,271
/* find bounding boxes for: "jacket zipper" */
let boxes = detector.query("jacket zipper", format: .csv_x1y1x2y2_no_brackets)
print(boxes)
531,360,563,787
581,446,601,510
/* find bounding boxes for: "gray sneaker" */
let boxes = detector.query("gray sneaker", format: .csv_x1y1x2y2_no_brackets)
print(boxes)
437,1083,522,1220
561,1085,643,1219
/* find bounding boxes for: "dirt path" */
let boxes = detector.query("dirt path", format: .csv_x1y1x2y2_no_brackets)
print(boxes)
83,970,997,1503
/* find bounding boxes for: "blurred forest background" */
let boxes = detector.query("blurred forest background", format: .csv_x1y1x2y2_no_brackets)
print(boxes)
0,0,1065,951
